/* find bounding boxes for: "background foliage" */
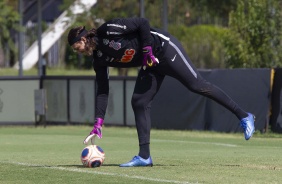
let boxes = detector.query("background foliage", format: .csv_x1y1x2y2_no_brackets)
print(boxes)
0,0,20,67
63,0,231,69
224,0,282,68
63,0,282,69
170,25,227,68
1,0,282,72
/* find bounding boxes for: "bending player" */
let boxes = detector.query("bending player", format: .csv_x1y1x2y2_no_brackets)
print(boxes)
68,17,255,167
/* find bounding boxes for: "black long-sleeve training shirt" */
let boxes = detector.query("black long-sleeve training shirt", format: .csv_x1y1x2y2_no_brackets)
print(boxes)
92,17,170,119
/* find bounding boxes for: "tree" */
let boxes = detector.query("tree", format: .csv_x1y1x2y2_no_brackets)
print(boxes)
189,0,237,26
224,0,282,68
0,0,20,67
169,25,227,68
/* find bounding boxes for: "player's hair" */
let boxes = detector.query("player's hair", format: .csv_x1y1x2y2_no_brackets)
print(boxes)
68,26,97,55
85,28,97,39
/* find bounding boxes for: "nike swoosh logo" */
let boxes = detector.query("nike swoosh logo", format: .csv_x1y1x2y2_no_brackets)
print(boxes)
171,54,177,61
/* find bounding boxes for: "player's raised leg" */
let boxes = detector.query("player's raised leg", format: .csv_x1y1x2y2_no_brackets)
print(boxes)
161,36,255,140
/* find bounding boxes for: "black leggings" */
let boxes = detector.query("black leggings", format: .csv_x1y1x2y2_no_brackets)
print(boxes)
132,36,248,145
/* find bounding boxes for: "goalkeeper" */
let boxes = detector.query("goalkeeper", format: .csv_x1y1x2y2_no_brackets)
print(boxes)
67,17,255,167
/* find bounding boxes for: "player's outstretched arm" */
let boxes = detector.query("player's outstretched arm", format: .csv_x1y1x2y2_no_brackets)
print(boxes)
83,118,103,145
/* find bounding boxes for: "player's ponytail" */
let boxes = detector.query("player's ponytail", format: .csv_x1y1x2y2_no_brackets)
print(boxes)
84,28,97,53
85,28,96,39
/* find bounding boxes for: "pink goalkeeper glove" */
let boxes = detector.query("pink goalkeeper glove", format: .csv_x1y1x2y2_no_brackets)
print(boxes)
83,118,103,145
142,46,159,70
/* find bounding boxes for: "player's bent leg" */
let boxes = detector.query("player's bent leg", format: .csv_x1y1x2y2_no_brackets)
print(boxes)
119,156,153,167
240,113,255,140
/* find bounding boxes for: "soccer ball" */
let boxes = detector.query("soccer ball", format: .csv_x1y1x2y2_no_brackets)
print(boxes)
81,145,105,168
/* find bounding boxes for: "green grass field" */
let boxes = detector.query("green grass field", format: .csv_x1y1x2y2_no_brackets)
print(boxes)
0,126,281,184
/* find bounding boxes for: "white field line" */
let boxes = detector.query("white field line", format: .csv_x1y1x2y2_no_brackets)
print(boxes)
152,139,238,147
1,161,198,184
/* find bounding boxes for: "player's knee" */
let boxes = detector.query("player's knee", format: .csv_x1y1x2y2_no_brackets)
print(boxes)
188,79,211,94
131,94,146,110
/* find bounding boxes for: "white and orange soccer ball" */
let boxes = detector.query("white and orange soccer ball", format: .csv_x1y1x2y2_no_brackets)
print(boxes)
81,145,105,168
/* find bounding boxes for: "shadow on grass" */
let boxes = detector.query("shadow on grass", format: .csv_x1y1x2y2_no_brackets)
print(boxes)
57,165,86,168
58,163,177,167
57,164,121,167
30,163,178,168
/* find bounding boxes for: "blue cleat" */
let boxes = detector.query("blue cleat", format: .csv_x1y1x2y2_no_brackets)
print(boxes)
240,113,255,140
119,156,153,167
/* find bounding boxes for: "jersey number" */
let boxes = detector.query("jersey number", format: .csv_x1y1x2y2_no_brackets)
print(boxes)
121,49,136,63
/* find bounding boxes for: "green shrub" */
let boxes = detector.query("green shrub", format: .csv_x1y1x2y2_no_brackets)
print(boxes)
169,25,227,68
223,0,282,68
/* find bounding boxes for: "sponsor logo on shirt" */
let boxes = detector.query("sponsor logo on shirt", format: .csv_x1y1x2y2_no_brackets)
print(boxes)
97,50,103,57
107,24,127,29
107,31,122,35
109,40,121,50
121,49,135,63
103,39,121,50
103,39,109,45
